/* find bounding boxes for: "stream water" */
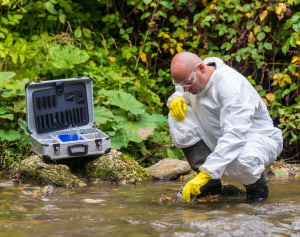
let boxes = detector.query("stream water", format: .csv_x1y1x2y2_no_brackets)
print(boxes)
0,177,299,237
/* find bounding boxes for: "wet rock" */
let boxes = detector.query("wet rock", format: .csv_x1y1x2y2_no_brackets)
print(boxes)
13,155,85,187
145,158,191,180
85,150,152,184
177,171,197,182
43,185,54,196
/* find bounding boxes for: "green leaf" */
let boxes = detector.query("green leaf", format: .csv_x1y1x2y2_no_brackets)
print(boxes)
0,107,9,114
188,3,196,12
257,32,265,41
82,28,91,38
121,46,133,59
282,41,290,54
49,45,89,69
166,148,182,159
45,2,58,15
74,28,82,38
0,71,16,80
292,22,300,32
118,113,166,143
0,114,13,120
156,10,167,18
4,33,13,47
18,118,29,135
289,32,298,47
111,128,129,150
290,83,297,91
221,42,232,50
264,42,272,50
242,4,251,12
143,0,152,4
47,15,57,21
169,15,177,23
262,26,271,32
235,54,241,62
193,12,202,24
141,12,151,20
0,129,21,141
58,12,66,23
94,106,114,125
104,90,146,115
160,1,173,9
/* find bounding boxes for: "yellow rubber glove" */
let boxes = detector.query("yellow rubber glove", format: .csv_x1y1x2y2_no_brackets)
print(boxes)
169,96,187,121
182,171,211,203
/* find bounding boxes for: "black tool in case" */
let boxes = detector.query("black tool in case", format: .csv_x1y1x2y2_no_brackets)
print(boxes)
26,77,111,160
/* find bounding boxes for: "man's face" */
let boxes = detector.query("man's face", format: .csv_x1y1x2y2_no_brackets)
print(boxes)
172,63,208,94
181,66,205,94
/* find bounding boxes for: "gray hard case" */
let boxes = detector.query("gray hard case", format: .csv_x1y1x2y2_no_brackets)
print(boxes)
26,77,111,160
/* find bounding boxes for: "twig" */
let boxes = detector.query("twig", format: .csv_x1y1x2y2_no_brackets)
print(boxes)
137,144,174,164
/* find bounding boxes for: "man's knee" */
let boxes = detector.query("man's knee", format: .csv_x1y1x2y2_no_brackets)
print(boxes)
181,140,211,171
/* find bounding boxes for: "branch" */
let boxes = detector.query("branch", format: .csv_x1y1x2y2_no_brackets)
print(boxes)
137,144,174,164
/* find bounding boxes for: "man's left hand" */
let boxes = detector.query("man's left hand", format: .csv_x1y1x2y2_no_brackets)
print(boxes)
182,171,211,203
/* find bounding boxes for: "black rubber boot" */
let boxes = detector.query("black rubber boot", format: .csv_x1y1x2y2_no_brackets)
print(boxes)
244,173,269,202
198,179,222,197
181,140,211,171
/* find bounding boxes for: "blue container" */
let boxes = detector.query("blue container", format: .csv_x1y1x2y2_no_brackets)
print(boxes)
58,134,83,142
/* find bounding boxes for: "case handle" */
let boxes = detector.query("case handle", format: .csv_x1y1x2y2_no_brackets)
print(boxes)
67,144,88,156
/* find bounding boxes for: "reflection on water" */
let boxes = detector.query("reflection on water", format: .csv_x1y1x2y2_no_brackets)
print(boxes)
0,177,299,237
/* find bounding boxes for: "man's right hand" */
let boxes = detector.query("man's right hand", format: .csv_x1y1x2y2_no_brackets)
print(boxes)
169,96,187,121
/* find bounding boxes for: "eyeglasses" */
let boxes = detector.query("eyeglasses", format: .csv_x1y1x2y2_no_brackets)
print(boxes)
172,69,197,88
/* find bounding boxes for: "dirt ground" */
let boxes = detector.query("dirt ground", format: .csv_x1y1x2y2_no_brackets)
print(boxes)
267,160,300,178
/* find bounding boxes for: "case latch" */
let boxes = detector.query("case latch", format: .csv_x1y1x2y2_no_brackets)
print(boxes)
56,82,64,96
53,143,60,155
95,138,102,150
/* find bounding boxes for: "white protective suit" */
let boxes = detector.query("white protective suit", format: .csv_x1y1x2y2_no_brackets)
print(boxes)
168,57,283,185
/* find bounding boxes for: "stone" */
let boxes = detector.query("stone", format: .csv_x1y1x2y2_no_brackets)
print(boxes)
85,150,152,184
13,155,85,187
145,158,191,180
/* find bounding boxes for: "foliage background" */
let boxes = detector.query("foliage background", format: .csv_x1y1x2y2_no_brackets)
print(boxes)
0,0,299,170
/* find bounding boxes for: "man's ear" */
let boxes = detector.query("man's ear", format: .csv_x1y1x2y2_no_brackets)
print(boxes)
196,63,205,72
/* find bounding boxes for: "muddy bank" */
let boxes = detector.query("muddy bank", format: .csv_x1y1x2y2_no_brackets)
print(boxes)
7,152,300,188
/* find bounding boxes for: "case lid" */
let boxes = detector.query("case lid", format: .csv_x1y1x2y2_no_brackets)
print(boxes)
26,77,94,134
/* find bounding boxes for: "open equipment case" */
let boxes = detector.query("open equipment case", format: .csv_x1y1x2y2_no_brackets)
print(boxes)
26,77,111,160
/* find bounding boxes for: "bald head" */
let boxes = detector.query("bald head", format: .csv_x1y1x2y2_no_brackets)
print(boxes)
171,52,203,83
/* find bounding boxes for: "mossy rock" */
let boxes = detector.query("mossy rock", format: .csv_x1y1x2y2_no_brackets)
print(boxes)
13,155,85,187
85,151,152,184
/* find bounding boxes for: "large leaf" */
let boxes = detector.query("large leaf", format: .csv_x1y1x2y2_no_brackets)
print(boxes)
94,106,114,125
111,128,129,150
103,90,146,115
0,71,16,80
49,45,89,69
115,113,167,143
0,129,21,141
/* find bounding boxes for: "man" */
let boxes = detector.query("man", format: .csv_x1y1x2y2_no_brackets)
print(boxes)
167,52,283,203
